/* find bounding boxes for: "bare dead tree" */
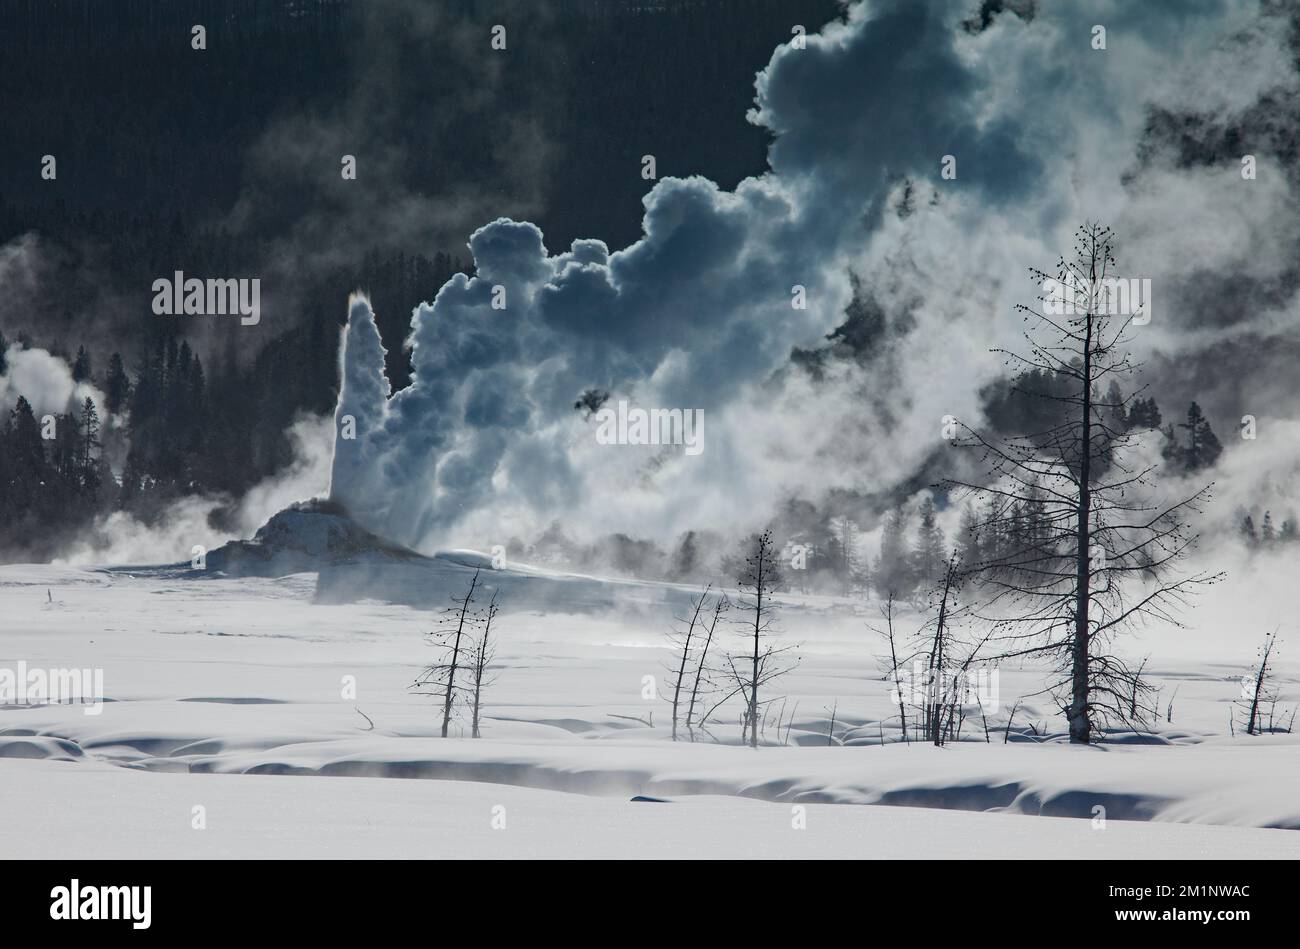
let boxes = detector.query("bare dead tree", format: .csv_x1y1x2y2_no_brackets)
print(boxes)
873,557,990,746
1130,655,1150,718
946,223,1222,743
1240,628,1281,736
922,554,961,745
782,700,800,746
684,592,729,740
665,585,710,741
727,529,798,748
914,551,994,746
411,568,482,738
870,591,915,743
468,590,501,739
1003,700,1020,743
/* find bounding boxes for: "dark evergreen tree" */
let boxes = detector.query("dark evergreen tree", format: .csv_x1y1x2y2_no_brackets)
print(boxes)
105,353,131,415
912,496,945,589
1178,402,1223,472
72,345,92,383
956,502,982,570
670,531,700,582
1158,422,1181,467
118,450,145,511
76,397,101,493
1102,380,1127,432
9,396,45,472
874,508,915,599
51,412,78,482
1127,396,1162,429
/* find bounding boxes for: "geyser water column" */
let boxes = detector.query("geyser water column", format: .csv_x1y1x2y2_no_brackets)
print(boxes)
328,295,392,532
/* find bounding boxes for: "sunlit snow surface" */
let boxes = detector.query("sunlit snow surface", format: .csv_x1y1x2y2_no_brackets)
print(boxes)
1,560,1298,859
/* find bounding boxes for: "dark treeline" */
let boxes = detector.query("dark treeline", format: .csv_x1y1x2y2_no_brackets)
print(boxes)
0,391,107,559
1240,510,1299,548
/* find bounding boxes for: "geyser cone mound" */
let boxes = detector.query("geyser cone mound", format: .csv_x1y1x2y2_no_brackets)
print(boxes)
198,500,702,618
206,498,423,576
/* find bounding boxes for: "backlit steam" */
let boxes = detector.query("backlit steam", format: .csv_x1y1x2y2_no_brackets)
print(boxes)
328,0,1300,563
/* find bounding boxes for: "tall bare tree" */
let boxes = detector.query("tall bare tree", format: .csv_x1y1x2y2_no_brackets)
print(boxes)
728,530,797,748
871,592,913,743
947,223,1221,743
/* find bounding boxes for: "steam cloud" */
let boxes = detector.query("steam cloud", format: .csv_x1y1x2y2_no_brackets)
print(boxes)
0,344,106,423
329,0,1300,562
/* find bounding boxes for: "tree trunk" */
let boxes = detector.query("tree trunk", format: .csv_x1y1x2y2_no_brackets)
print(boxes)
1246,633,1273,736
1068,252,1097,745
442,571,479,738
885,594,907,742
671,592,706,741
750,561,762,749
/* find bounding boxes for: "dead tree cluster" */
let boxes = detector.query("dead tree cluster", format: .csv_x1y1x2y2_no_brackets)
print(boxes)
669,530,800,747
411,569,503,739
874,552,997,746
663,584,730,741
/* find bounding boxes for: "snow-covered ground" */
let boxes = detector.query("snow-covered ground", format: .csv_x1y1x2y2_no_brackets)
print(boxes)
2,560,1298,858
7,759,1298,859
